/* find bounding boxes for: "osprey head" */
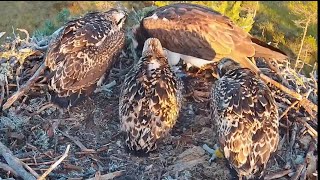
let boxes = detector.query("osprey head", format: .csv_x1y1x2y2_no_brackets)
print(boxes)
142,38,165,58
217,58,242,77
107,8,127,29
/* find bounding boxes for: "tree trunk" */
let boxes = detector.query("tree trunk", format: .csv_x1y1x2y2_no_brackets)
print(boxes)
294,17,311,70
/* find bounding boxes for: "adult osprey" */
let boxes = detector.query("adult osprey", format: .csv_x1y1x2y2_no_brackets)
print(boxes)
119,38,183,153
45,9,127,108
133,3,287,74
210,58,279,179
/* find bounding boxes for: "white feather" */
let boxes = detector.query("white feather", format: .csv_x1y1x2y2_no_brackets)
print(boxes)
165,49,213,68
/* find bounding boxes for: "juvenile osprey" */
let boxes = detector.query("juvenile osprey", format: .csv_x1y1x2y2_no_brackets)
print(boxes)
210,58,279,179
119,38,183,153
45,9,127,107
133,3,287,74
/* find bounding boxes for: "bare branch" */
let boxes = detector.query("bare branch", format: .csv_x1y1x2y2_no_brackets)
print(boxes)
85,170,125,180
0,141,36,180
38,144,71,180
2,62,46,110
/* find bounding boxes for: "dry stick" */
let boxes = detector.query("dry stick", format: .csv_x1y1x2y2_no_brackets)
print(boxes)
38,144,71,180
20,161,40,178
28,103,58,116
25,159,63,166
16,28,30,43
264,169,293,180
296,118,318,139
299,165,307,180
290,164,305,180
260,73,317,114
0,81,5,108
57,129,95,152
2,62,46,110
0,141,36,180
0,162,19,177
85,170,125,180
278,101,299,120
94,171,101,180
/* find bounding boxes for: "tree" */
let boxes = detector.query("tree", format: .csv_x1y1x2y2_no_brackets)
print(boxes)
287,1,317,70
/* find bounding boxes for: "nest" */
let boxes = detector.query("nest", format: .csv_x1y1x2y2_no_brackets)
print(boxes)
0,24,318,179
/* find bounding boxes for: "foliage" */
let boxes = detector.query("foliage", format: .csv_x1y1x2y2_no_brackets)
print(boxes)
287,1,317,25
251,1,317,74
33,8,71,37
29,1,317,74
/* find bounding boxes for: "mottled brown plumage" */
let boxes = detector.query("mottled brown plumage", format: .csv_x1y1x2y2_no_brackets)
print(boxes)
133,3,287,74
211,58,279,179
119,38,183,153
45,9,126,107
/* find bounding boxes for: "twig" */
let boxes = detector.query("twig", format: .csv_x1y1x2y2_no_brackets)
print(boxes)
0,162,19,177
85,170,125,180
2,61,46,110
38,144,71,180
5,75,9,98
94,80,117,93
62,163,83,172
25,159,63,166
290,164,305,180
289,122,298,160
299,165,307,180
0,141,36,180
16,28,30,43
278,101,299,120
0,81,5,109
264,169,293,180
296,118,318,139
0,31,6,38
20,161,40,178
57,129,95,153
94,171,101,180
28,103,58,116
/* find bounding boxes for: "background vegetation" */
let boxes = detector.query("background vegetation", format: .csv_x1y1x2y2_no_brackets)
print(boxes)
0,1,317,75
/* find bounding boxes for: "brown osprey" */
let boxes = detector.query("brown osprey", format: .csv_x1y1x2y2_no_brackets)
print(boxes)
210,58,279,179
119,38,183,153
133,3,287,74
45,9,127,107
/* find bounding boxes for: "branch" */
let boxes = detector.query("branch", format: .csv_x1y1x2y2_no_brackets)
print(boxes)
58,129,95,152
0,81,5,109
296,117,317,139
16,28,30,43
20,161,40,178
0,141,36,180
278,101,299,120
0,162,19,177
0,32,5,39
2,62,46,110
290,164,305,180
85,170,125,180
260,73,317,115
38,144,71,180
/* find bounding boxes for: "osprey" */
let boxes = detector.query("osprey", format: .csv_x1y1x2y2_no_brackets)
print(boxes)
210,58,279,179
133,3,287,74
119,38,183,153
45,9,127,108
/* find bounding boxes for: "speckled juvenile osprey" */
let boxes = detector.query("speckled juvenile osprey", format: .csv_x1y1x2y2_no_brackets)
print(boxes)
210,58,279,179
133,3,287,74
45,9,127,107
119,38,183,153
